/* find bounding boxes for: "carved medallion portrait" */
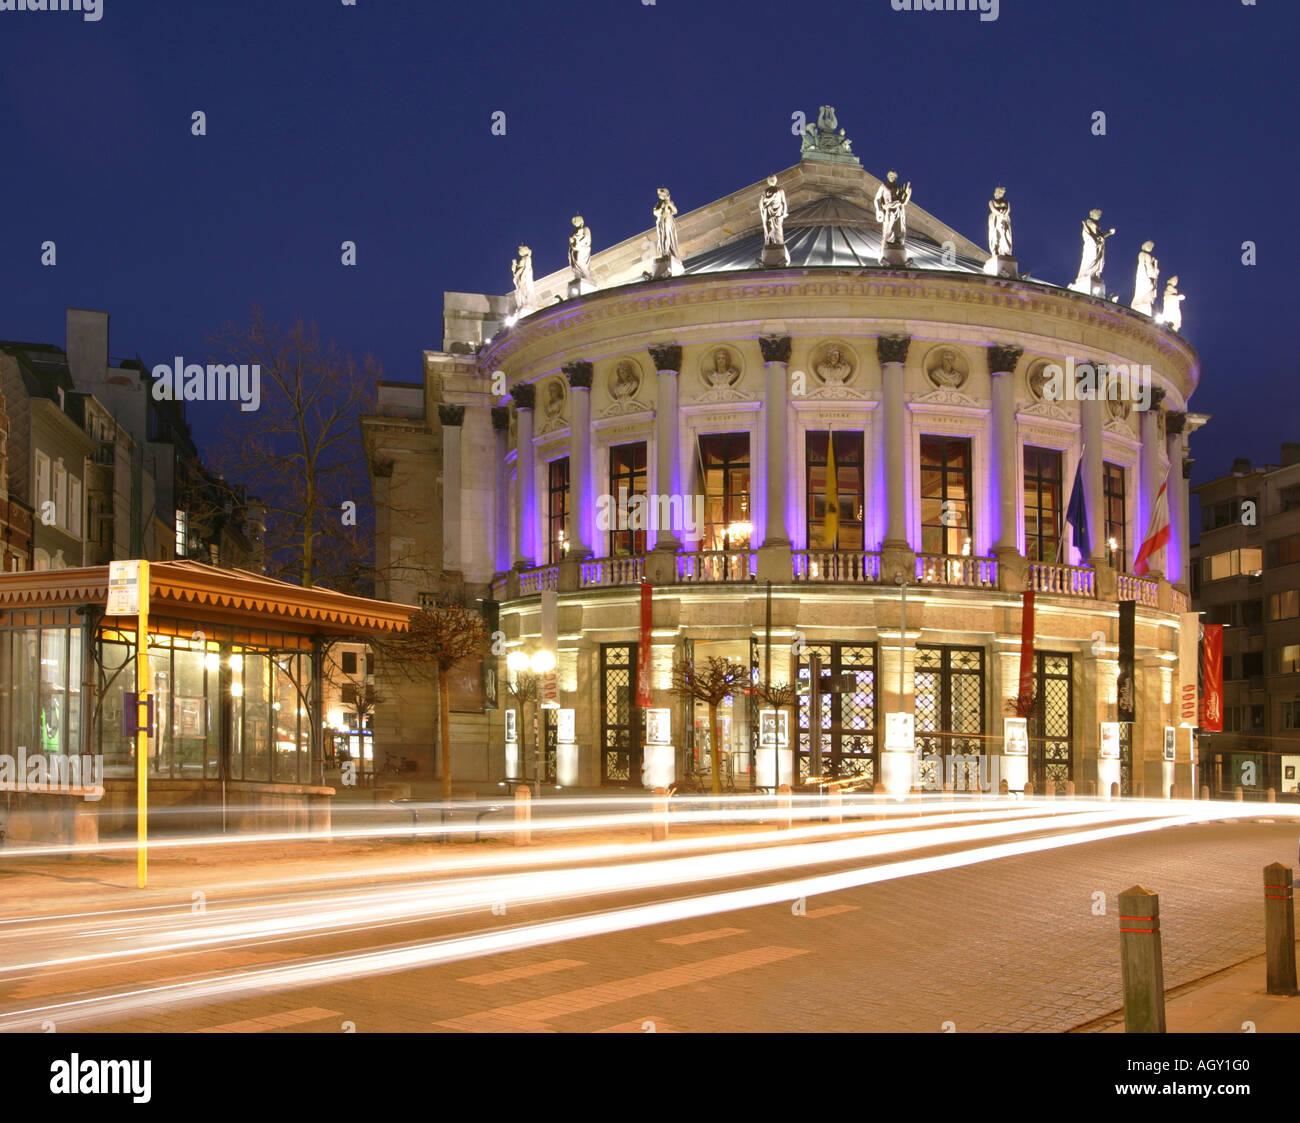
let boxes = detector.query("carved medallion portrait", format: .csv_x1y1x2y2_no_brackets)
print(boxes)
699,345,743,390
608,358,642,402
809,341,857,387
923,346,970,391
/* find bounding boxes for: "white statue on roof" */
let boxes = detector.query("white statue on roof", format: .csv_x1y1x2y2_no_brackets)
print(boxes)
874,171,911,264
987,187,1013,257
1071,209,1114,294
510,245,535,314
1161,275,1185,332
1131,240,1159,317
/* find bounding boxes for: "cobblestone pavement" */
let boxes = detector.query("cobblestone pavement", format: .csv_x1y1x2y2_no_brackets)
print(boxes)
2,815,1296,1033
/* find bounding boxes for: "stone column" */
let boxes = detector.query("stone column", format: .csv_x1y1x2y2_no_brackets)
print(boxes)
649,343,682,552
438,404,464,577
1165,411,1188,588
510,383,537,569
989,344,1025,591
879,334,912,561
492,406,511,575
562,361,594,559
1080,366,1105,566
761,335,792,548
1137,387,1165,577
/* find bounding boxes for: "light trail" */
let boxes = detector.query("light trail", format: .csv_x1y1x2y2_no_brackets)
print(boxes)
0,805,1229,1031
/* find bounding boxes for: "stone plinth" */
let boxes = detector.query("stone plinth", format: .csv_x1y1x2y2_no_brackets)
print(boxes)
651,254,683,279
761,243,790,267
984,254,1018,278
879,244,907,267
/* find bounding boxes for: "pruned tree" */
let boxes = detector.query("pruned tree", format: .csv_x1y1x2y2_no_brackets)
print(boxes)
670,656,749,795
506,672,542,787
383,605,489,799
205,307,378,589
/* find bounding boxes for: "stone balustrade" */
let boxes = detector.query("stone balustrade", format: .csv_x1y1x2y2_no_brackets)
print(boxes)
915,554,998,588
793,550,881,583
1027,561,1096,598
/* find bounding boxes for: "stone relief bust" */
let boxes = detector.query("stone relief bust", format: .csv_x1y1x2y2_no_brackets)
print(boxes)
811,342,855,386
701,346,742,388
609,359,641,401
538,377,567,431
924,347,969,390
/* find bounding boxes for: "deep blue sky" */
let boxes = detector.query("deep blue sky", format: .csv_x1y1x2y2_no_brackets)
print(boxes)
2,0,1296,485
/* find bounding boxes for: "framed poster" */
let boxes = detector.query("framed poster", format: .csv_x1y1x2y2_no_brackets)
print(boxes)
645,708,671,746
1004,716,1028,756
1100,721,1121,760
1163,725,1176,762
504,708,517,744
758,709,789,749
885,712,914,753
557,708,575,744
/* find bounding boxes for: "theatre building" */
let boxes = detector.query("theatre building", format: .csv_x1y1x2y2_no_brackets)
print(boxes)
364,111,1206,796
0,561,411,843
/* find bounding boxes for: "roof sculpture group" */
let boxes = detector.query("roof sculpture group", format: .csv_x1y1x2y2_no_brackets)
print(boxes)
507,106,1187,335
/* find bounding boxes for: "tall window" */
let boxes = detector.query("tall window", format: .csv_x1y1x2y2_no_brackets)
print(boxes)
53,460,67,529
546,457,570,563
1103,462,1126,568
608,442,647,556
175,510,188,557
698,434,751,551
34,452,51,516
806,431,864,550
920,435,972,556
1023,446,1063,563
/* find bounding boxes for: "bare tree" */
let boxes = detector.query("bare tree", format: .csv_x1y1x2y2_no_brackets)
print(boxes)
205,307,377,589
506,673,542,790
751,677,799,787
383,605,489,799
670,656,749,795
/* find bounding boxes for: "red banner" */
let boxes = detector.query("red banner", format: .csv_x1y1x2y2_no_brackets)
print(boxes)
1200,624,1223,732
635,582,653,709
1015,590,1035,716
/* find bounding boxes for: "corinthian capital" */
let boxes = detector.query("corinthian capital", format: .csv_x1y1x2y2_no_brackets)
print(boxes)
759,335,792,364
877,334,911,366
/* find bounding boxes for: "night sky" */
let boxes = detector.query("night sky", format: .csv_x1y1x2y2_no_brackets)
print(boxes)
2,0,1296,487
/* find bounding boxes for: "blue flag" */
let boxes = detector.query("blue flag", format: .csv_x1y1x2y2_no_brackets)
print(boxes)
1064,459,1090,561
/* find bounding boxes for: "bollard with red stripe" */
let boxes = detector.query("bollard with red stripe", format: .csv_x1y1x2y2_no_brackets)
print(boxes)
1264,862,1298,996
1118,885,1166,1033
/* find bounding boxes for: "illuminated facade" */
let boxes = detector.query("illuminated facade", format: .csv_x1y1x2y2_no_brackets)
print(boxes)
365,114,1205,797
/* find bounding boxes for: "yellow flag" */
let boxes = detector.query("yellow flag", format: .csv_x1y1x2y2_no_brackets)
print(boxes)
822,432,839,548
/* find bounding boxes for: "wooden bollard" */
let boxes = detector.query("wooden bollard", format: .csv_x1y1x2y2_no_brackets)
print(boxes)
873,780,886,820
1264,862,1299,996
1268,788,1277,803
1136,782,1145,799
1118,885,1167,1033
651,786,669,842
1045,780,1055,799
1168,784,1177,800
514,784,531,846
1085,780,1096,797
998,779,1009,795
1110,782,1120,800
1235,786,1244,801
1024,781,1034,797
1066,780,1075,797
777,783,792,830
828,790,842,825
1200,785,1210,801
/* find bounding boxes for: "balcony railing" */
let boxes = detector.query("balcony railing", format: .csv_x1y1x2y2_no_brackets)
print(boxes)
1117,573,1158,607
1171,588,1189,615
793,550,881,583
518,565,559,595
677,550,755,583
915,554,997,588
1027,561,1096,598
581,555,644,588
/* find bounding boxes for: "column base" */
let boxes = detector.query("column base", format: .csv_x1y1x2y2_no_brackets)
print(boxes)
756,542,792,584
760,243,791,267
651,254,683,279
879,542,916,584
984,254,1018,278
878,244,908,267
994,547,1027,593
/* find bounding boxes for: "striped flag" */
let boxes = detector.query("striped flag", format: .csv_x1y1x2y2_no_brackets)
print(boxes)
1059,456,1090,563
1134,473,1170,576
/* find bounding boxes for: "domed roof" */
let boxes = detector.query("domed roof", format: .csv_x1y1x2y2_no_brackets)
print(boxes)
684,195,987,275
